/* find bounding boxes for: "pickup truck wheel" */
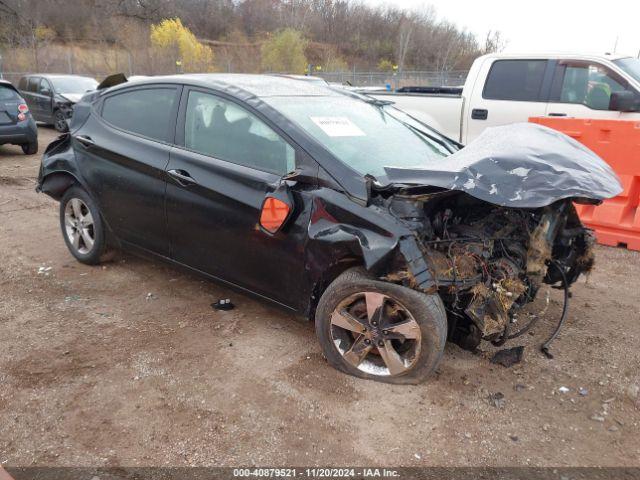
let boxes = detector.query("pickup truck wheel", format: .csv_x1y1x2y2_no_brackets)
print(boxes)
53,109,68,132
315,267,447,384
21,141,38,155
59,186,113,265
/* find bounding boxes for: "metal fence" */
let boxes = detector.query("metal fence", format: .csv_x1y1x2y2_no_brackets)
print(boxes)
316,70,468,88
0,68,469,90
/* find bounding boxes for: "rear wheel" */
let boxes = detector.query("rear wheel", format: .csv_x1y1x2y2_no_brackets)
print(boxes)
21,141,38,155
59,186,113,264
315,268,447,384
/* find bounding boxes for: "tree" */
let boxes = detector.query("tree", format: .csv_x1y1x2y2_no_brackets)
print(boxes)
150,18,214,72
260,28,308,73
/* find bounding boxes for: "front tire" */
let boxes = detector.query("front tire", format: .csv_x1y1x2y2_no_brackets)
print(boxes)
59,186,112,265
53,109,69,132
315,268,447,384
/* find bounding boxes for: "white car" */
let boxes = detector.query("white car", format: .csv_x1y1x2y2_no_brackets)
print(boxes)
367,53,640,144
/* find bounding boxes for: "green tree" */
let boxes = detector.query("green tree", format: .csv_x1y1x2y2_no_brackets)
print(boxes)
261,29,308,73
150,18,214,72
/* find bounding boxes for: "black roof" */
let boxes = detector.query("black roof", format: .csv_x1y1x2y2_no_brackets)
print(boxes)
117,73,341,98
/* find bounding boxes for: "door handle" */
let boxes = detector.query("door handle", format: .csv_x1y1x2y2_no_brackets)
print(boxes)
548,112,567,117
167,169,197,186
74,135,95,147
471,108,488,120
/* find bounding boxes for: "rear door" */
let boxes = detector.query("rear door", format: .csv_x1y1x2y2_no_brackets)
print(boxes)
464,58,553,143
72,84,181,255
165,87,309,307
23,77,40,119
546,60,640,119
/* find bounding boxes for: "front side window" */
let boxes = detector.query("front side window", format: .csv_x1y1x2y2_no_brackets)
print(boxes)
555,62,632,110
184,90,295,175
101,88,177,142
483,59,547,101
38,78,51,95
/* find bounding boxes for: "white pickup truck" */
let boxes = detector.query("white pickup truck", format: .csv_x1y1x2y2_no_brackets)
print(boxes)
368,53,640,144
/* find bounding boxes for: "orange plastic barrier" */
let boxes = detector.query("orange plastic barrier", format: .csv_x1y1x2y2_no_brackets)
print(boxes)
530,117,640,251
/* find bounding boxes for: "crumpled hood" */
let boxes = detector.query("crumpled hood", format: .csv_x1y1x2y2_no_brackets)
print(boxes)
384,123,622,208
59,93,83,103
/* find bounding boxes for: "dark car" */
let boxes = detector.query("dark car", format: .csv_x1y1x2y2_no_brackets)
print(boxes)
0,80,38,154
18,74,98,132
37,74,621,384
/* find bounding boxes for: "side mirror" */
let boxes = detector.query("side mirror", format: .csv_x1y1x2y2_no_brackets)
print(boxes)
41,88,51,97
259,183,294,235
609,91,640,112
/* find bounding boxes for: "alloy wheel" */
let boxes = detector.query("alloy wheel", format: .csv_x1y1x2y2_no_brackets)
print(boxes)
64,198,95,255
330,292,422,377
54,111,68,132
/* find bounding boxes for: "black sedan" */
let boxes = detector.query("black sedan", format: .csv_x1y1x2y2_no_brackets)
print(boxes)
37,74,621,383
0,80,38,154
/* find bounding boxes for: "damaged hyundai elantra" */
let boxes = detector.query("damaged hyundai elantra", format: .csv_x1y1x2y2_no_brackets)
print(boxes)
37,74,622,384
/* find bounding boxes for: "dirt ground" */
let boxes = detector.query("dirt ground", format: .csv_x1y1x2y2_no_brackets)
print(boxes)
1,127,639,468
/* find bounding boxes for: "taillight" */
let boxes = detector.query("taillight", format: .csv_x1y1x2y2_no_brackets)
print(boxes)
17,103,28,121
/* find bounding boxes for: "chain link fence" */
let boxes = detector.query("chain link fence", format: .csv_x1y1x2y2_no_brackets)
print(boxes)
316,70,468,88
0,66,468,91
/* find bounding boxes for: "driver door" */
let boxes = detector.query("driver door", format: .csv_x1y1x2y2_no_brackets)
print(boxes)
36,78,54,122
165,88,312,308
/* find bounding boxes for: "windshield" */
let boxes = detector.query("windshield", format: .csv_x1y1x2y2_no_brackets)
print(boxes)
614,58,640,84
0,85,19,100
265,95,453,179
50,77,98,95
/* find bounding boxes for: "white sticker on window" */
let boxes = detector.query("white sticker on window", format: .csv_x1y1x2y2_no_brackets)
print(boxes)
310,116,365,137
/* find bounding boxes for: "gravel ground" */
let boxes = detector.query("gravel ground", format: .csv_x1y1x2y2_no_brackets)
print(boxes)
1,127,639,467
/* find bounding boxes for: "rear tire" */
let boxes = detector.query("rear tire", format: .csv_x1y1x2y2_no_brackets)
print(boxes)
59,186,113,265
21,141,38,155
315,267,447,384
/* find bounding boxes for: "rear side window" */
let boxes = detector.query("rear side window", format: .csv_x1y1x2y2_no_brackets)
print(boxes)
18,77,27,90
483,60,547,101
0,85,19,100
101,88,177,142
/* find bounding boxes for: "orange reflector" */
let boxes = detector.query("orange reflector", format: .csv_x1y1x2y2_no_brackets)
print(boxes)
260,197,290,234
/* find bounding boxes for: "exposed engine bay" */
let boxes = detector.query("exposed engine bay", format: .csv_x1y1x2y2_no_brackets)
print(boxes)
379,189,595,352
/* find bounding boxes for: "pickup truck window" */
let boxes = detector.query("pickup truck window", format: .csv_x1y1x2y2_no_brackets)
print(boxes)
614,58,640,84
552,62,631,110
483,60,547,102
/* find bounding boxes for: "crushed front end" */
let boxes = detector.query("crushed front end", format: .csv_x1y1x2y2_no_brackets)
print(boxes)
378,189,595,351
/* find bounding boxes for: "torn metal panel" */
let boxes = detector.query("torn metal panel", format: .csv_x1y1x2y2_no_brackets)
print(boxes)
384,123,623,208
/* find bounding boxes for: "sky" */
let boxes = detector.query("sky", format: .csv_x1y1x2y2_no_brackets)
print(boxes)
364,0,640,57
